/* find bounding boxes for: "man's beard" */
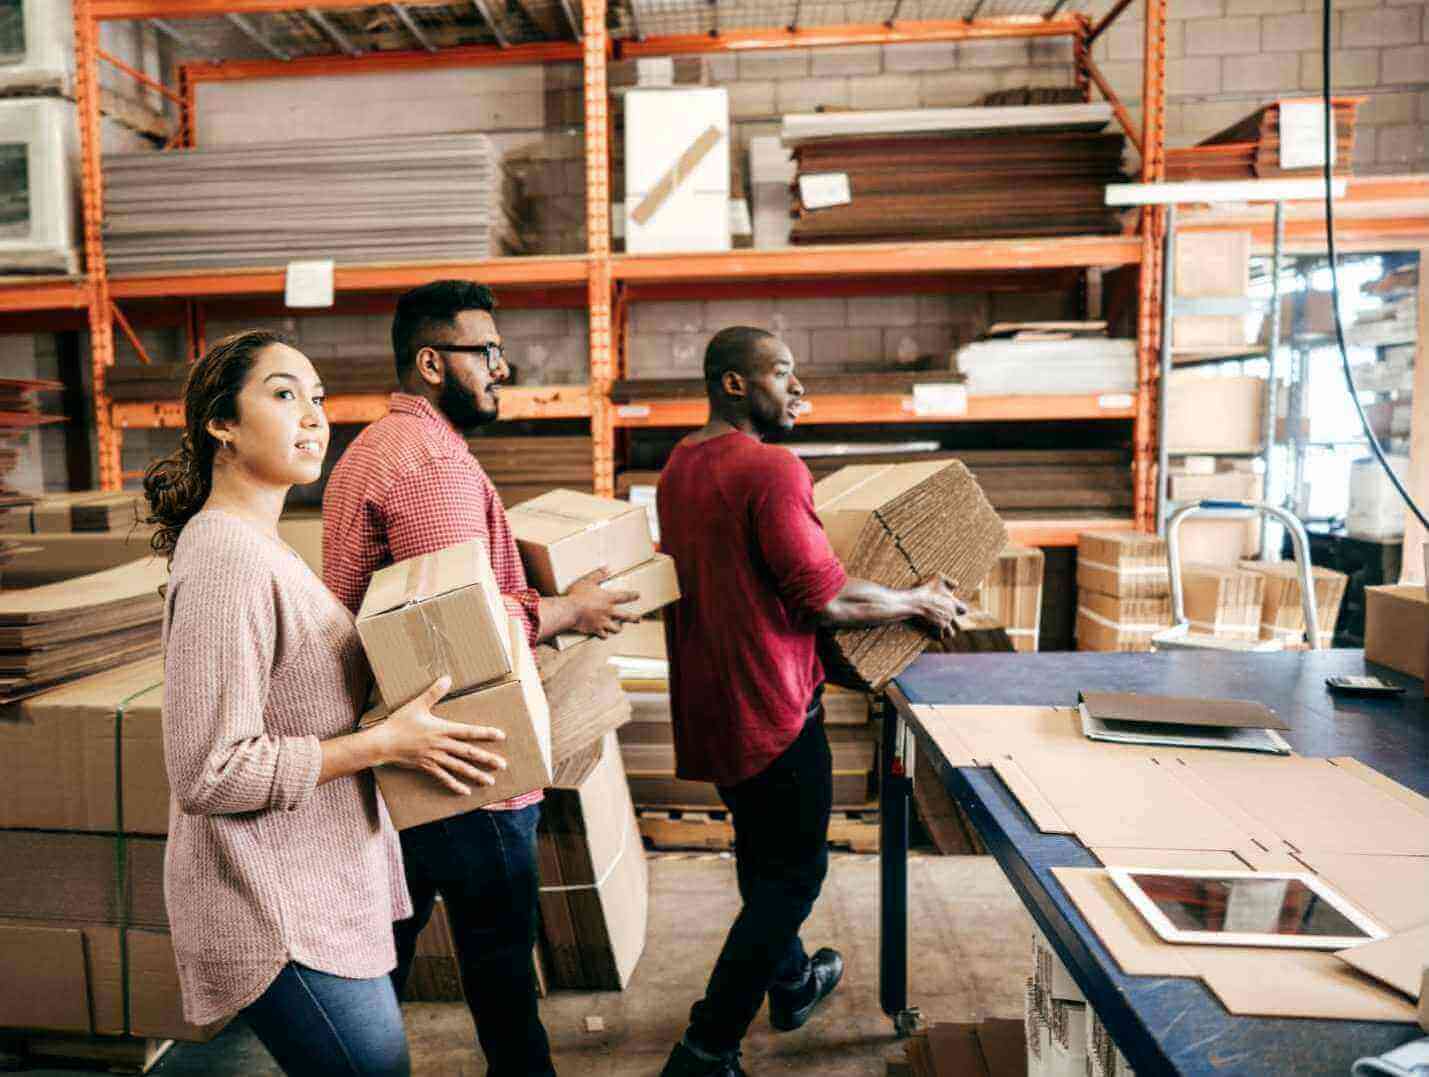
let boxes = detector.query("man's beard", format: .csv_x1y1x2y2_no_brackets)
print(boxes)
439,371,498,431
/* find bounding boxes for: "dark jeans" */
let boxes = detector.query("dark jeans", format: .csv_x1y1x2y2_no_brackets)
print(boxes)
390,803,554,1077
243,962,409,1077
687,707,834,1055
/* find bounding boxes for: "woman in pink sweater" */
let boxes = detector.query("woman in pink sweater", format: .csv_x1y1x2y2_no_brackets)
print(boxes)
145,330,508,1076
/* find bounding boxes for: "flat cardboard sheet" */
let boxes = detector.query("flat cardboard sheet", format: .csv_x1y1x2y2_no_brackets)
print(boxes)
1335,923,1429,1001
1079,691,1288,730
1052,867,1417,1022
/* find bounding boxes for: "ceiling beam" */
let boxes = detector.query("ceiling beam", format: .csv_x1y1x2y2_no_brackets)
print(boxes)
470,0,510,47
388,4,436,52
224,13,289,60
304,7,361,55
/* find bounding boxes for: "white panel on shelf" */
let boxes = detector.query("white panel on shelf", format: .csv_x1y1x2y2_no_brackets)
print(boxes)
624,87,730,254
0,96,79,275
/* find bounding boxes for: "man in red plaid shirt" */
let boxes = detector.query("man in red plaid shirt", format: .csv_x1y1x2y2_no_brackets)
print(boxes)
323,280,636,1077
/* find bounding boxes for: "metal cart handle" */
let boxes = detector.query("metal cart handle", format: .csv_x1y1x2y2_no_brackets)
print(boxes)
1165,500,1322,650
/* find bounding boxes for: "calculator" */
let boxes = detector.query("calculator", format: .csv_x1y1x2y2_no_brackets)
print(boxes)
1325,675,1406,697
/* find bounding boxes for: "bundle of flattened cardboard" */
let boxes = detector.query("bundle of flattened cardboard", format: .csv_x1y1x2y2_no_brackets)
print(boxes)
903,1018,1024,1077
915,702,1429,1023
0,558,168,705
974,545,1044,653
814,460,1007,689
1075,532,1171,653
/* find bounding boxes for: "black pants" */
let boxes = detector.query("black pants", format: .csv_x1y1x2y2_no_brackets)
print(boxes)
390,804,555,1077
687,707,834,1055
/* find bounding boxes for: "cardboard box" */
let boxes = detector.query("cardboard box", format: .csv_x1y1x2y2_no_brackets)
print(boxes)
536,634,633,765
363,618,553,829
551,553,680,650
1172,230,1251,352
814,460,1007,689
1181,564,1264,641
1166,468,1263,504
537,733,649,990
974,544,1044,653
356,539,513,708
507,490,656,597
0,530,160,588
1164,374,1265,455
1076,531,1168,599
1076,589,1170,653
1238,561,1347,647
1364,585,1428,680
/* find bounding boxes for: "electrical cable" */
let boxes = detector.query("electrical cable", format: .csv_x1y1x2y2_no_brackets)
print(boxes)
1320,0,1429,531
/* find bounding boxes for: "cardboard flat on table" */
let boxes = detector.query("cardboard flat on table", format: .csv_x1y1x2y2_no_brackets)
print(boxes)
1052,867,1416,1022
1335,923,1429,1001
507,489,656,597
551,554,680,650
363,618,552,829
1076,531,1168,599
1364,585,1428,680
1294,852,1429,935
1078,692,1288,730
356,538,512,707
814,460,1007,690
1079,707,1290,754
537,732,649,990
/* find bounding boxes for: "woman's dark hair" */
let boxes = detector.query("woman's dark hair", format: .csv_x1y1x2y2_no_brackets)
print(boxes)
143,330,287,559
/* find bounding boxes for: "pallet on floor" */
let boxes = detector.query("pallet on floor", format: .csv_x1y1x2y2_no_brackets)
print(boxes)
636,806,880,853
0,1032,174,1074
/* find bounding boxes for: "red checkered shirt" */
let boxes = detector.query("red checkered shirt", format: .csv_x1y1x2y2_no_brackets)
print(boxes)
322,392,542,811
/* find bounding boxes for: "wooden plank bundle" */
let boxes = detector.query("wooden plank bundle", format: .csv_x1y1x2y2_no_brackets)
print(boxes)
1166,97,1361,181
785,108,1126,244
103,134,525,273
815,460,1007,689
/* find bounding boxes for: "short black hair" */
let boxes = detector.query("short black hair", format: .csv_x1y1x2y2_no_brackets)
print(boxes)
703,326,781,396
391,279,497,380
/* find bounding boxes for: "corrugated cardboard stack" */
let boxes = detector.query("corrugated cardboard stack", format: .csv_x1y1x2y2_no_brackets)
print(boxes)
534,632,633,766
1026,924,1089,1077
536,732,649,990
1180,564,1265,642
903,1019,1025,1076
974,545,1044,653
468,436,595,508
1165,97,1360,181
814,460,1007,689
1238,561,1348,649
1075,532,1171,652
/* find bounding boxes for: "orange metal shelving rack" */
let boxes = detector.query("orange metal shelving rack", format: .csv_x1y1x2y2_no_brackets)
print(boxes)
17,0,1174,544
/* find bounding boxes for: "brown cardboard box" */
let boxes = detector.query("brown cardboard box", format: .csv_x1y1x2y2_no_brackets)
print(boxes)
1076,531,1169,599
507,490,656,596
551,554,681,650
1167,468,1264,504
974,545,1044,653
1164,374,1265,455
1178,514,1260,565
1171,231,1251,352
357,539,513,708
1238,561,1347,647
1364,585,1428,680
1076,589,1171,652
363,618,553,829
29,492,144,535
536,634,634,765
814,460,1006,689
537,733,649,990
1181,564,1264,641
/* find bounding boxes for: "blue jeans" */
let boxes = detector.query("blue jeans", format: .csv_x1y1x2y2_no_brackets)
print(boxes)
391,803,554,1077
243,962,409,1077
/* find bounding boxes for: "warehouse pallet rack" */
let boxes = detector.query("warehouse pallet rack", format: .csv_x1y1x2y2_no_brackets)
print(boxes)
14,0,1418,549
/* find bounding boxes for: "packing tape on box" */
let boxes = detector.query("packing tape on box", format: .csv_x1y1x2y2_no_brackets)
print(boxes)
516,504,610,535
538,816,632,895
1076,606,1166,632
1078,558,1168,577
402,601,455,686
400,553,442,604
114,679,163,1035
1188,618,1260,635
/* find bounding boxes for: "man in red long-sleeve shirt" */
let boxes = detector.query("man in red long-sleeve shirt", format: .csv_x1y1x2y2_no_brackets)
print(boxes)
323,280,636,1077
656,326,964,1077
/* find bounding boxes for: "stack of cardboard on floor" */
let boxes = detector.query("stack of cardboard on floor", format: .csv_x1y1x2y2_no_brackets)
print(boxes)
814,460,1007,689
973,545,1044,653
1238,561,1347,649
1075,532,1171,652
0,559,168,705
1025,924,1099,1077
901,1018,1025,1076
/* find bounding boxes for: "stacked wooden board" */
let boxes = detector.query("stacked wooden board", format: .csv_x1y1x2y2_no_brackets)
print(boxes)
1166,97,1361,181
103,134,524,273
782,105,1126,243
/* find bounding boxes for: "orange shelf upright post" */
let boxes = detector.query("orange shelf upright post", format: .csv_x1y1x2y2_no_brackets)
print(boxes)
1134,0,1169,534
584,0,614,499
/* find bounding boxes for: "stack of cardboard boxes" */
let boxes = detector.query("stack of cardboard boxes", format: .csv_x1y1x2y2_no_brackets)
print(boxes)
1240,561,1348,648
1075,532,1171,652
974,545,1045,653
1025,926,1091,1077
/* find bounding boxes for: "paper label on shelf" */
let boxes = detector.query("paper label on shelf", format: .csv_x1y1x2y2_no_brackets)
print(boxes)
910,383,968,416
616,405,651,419
285,259,335,308
797,172,852,210
1098,393,1135,409
792,400,812,416
1279,101,1335,171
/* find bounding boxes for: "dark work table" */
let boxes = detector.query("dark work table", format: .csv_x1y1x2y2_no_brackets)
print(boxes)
877,649,1428,1076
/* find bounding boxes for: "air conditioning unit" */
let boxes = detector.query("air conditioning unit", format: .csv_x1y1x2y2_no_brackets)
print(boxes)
0,97,80,275
0,0,74,94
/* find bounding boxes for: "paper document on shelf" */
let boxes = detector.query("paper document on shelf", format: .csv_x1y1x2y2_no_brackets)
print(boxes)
1279,101,1335,171
798,172,852,210
285,259,335,308
912,383,968,416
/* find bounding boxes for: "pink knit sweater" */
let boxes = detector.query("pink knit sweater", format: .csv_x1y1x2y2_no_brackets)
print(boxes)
162,510,411,1026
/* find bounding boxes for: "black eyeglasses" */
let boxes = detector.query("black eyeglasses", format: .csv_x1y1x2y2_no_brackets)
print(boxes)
423,342,505,374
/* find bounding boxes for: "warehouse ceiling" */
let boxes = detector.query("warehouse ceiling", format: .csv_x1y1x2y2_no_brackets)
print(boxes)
148,0,1090,64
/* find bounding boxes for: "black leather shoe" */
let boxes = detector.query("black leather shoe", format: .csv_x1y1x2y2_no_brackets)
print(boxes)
659,1041,747,1077
768,948,844,1032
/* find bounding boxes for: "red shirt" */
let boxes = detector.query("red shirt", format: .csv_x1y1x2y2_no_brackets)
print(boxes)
322,392,542,810
657,431,848,786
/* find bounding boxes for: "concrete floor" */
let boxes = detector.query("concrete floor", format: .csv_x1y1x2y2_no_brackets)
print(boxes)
30,853,1032,1077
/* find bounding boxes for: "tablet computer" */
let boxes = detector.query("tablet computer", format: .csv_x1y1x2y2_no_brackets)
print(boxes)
1107,868,1386,950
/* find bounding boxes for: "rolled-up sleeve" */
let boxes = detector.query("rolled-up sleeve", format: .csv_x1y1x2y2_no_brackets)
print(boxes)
753,453,848,621
164,533,322,817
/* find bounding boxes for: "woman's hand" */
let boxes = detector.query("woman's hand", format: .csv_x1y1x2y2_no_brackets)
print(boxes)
373,676,508,796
